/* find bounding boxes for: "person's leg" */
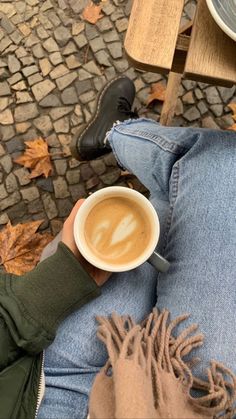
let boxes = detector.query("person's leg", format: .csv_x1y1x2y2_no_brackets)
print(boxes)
39,117,189,419
39,118,236,418
108,118,236,379
39,120,167,418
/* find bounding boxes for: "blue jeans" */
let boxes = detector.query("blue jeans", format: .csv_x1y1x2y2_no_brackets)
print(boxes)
38,119,236,419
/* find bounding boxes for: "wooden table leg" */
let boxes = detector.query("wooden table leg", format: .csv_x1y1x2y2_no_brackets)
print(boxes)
160,72,182,126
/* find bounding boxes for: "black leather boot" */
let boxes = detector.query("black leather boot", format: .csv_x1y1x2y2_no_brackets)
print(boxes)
70,76,138,161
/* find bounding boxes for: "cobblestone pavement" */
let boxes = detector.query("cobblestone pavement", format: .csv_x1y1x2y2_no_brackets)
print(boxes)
0,0,235,235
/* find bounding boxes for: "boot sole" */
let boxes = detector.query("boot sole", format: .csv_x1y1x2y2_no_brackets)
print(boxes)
70,75,130,161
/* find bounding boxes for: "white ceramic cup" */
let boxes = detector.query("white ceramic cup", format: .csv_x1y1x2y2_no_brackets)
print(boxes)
73,186,170,273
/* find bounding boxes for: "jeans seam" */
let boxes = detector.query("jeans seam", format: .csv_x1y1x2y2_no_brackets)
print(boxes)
163,162,180,253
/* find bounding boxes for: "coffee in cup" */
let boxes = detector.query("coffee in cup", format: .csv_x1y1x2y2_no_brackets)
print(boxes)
74,186,170,273
84,196,152,266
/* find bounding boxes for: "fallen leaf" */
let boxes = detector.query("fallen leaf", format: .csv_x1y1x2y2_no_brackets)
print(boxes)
228,123,236,131
146,82,166,106
82,1,103,24
0,221,53,275
120,170,132,177
228,103,236,121
14,137,53,178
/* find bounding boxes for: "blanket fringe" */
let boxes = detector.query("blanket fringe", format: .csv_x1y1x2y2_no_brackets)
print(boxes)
96,309,236,418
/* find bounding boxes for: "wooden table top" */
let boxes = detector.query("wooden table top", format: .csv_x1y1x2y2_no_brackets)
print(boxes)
125,0,236,87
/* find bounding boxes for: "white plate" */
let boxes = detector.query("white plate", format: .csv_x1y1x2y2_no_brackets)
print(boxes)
206,0,236,42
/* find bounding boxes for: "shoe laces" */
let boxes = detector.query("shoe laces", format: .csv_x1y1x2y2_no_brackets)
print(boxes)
117,96,139,118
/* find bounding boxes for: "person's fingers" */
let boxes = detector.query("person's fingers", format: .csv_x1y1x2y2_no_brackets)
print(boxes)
65,199,85,226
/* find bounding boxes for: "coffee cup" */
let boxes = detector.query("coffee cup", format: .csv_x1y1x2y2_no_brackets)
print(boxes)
73,186,170,273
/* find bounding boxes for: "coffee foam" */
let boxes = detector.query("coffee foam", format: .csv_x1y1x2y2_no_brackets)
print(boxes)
84,197,151,265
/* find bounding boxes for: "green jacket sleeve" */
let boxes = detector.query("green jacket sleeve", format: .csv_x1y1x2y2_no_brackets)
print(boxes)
0,242,101,369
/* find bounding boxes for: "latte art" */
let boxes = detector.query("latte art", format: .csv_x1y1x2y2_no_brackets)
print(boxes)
84,197,151,265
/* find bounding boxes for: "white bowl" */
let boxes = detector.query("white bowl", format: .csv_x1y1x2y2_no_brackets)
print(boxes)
206,0,236,42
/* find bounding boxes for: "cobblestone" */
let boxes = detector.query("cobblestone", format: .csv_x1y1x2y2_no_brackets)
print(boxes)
7,201,27,221
39,58,52,76
14,103,39,122
43,37,59,52
0,0,235,234
36,177,54,193
90,37,106,53
8,54,21,73
86,176,99,190
0,184,8,200
90,159,106,175
0,109,13,125
5,173,18,193
54,159,67,176
27,198,44,214
53,117,70,133
66,169,80,184
32,79,56,101
107,42,123,59
0,154,13,173
66,54,81,69
42,192,58,219
57,198,73,217
5,138,24,154
56,71,77,90
54,26,71,47
0,81,11,96
14,167,31,185
53,176,70,198
205,86,221,105
33,115,53,135
16,91,33,103
39,94,61,107
202,116,220,130
0,191,21,211
61,87,78,104
74,34,87,48
50,64,69,79
21,186,40,201
184,106,201,121
50,106,73,120
100,168,121,185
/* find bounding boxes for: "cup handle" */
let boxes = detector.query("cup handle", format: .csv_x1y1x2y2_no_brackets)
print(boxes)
148,251,170,273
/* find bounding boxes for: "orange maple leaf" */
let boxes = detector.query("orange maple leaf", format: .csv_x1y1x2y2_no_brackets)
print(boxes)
146,82,166,106
14,137,53,178
0,221,53,275
228,103,236,121
228,123,236,131
82,1,103,24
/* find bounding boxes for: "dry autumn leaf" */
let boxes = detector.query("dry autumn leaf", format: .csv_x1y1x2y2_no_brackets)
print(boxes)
127,181,134,189
228,103,236,121
82,1,103,24
228,123,236,131
0,220,53,275
14,137,53,179
120,170,132,177
146,82,166,107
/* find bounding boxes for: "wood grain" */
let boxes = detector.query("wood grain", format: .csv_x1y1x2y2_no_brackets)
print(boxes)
184,0,236,86
124,0,185,73
160,72,182,125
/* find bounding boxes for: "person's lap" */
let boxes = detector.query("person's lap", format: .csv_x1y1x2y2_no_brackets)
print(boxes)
38,118,236,418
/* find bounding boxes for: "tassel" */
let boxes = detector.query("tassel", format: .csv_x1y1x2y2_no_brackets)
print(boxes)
96,309,236,418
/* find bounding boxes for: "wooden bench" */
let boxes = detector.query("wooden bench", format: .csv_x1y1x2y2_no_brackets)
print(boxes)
124,0,236,125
